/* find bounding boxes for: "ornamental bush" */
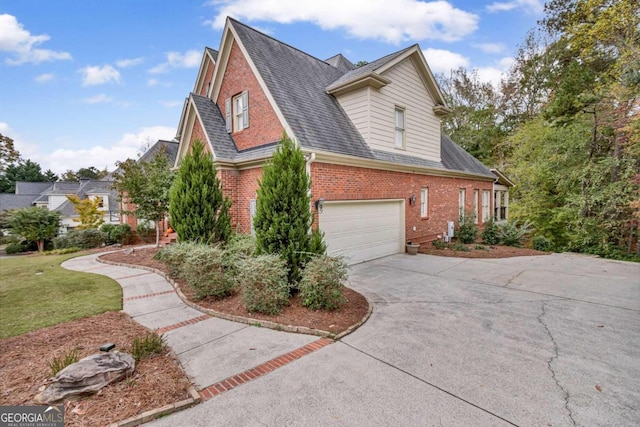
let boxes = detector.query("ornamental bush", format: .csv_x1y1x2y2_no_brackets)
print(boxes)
499,220,534,247
239,254,290,315
481,218,500,245
182,244,234,300
100,223,133,245
458,220,478,244
53,229,105,249
299,255,347,311
153,241,202,278
532,235,551,251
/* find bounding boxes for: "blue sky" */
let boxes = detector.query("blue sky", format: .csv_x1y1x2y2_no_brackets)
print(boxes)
0,0,543,175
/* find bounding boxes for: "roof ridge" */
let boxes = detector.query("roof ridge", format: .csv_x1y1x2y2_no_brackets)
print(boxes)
227,17,337,70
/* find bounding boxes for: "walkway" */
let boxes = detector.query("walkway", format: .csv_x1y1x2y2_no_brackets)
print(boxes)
62,253,329,401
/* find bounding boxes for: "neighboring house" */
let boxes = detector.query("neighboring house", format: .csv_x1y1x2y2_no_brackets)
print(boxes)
173,17,512,263
117,139,179,233
0,179,119,233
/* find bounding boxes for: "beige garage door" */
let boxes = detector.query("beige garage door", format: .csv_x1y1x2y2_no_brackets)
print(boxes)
320,200,404,265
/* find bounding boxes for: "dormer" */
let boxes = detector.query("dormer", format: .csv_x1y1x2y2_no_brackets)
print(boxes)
193,47,219,97
329,45,451,163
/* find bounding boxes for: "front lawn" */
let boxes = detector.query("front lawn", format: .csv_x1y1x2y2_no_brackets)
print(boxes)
0,253,122,338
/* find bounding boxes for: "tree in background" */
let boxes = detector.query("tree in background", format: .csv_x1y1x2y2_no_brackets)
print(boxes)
253,133,312,285
169,140,231,244
60,166,109,182
0,159,58,193
0,133,20,173
113,149,174,247
8,207,61,252
67,195,104,229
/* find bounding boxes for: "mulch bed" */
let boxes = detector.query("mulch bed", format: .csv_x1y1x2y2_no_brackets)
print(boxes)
100,247,370,335
419,242,550,258
0,311,192,427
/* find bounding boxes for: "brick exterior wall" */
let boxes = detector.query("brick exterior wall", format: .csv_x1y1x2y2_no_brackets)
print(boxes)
216,41,283,151
190,115,210,152
219,161,492,245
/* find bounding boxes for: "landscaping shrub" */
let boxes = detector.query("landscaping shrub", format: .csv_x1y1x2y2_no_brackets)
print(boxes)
458,221,478,244
182,244,234,300
239,254,290,315
451,241,470,251
309,229,327,256
222,234,257,287
130,332,165,361
432,239,446,249
54,229,105,249
49,348,80,376
100,223,133,245
5,242,23,254
481,219,500,245
135,222,156,243
499,220,533,247
299,255,347,311
154,241,202,278
532,235,551,251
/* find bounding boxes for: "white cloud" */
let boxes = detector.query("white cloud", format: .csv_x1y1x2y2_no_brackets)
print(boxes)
35,73,54,83
116,57,144,68
79,65,122,86
472,42,506,54
207,0,478,43
486,0,543,14
0,14,72,65
160,100,183,108
476,57,514,86
149,50,201,74
83,94,112,104
423,48,469,74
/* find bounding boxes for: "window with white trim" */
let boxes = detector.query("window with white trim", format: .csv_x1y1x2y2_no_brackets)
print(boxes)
225,91,249,133
482,190,490,222
494,190,509,221
394,107,405,148
250,199,257,236
420,187,428,218
473,189,479,224
458,189,466,221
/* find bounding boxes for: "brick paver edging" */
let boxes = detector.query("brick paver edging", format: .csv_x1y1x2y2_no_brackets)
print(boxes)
198,338,334,401
106,386,200,427
122,289,176,302
97,254,372,339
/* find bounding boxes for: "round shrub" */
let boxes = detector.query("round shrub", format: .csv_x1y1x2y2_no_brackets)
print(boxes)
53,234,74,249
5,242,23,254
499,220,533,247
182,244,234,300
481,219,500,245
532,235,551,252
71,228,106,249
458,221,478,244
101,224,133,245
239,254,290,315
222,234,257,287
299,255,347,311
154,241,201,278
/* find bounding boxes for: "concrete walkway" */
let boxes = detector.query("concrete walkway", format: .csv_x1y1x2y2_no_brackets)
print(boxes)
61,253,322,398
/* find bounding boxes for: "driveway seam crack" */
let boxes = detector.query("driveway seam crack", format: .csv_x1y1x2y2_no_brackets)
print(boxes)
340,342,519,426
176,325,250,355
537,301,576,426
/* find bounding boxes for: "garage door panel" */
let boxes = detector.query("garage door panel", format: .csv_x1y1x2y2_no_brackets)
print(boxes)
320,200,404,265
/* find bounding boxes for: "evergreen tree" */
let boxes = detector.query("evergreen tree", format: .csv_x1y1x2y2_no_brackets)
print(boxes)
0,159,51,193
169,139,231,244
254,133,312,285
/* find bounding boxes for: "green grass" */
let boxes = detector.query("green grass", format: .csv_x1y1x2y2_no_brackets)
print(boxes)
0,253,122,339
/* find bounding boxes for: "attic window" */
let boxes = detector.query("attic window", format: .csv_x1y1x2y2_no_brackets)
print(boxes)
226,91,249,133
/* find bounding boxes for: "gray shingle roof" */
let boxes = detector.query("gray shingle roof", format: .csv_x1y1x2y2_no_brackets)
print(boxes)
191,93,240,160
324,54,356,74
139,140,179,164
206,47,218,62
192,19,493,180
14,181,53,195
0,194,37,211
54,180,117,216
230,18,374,160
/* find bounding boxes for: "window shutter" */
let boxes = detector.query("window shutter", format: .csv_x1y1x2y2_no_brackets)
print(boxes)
242,91,249,129
225,98,231,133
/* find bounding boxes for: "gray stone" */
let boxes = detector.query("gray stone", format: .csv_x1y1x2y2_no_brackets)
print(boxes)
36,351,135,403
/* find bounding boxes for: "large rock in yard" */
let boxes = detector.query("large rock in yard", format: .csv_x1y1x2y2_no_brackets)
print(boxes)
35,351,135,404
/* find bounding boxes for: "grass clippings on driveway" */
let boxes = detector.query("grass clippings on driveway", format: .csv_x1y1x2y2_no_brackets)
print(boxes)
0,253,122,339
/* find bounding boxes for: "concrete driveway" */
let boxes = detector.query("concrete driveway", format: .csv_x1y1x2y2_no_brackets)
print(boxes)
152,253,640,426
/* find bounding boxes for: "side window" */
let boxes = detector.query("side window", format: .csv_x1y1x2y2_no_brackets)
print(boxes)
394,107,405,148
420,187,428,218
227,91,249,133
458,188,466,221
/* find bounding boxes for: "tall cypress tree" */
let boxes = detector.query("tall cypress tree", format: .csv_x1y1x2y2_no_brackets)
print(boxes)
169,140,232,243
254,133,312,285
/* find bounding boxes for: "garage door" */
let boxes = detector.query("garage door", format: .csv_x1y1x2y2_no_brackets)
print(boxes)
320,200,404,265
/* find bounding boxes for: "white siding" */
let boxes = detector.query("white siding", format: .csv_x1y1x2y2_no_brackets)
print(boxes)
336,58,442,161
336,88,370,142
48,195,68,210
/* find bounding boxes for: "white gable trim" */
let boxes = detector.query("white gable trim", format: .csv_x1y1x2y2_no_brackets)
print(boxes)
193,47,217,96
175,96,218,166
209,19,297,144
375,45,450,114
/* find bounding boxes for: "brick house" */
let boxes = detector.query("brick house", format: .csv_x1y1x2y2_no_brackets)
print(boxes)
173,17,511,264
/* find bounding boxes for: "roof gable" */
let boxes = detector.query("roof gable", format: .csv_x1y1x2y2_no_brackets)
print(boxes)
193,47,218,96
